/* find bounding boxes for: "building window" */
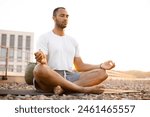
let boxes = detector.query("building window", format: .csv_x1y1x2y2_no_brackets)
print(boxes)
0,47,7,61
17,65,22,72
9,48,14,61
0,65,5,71
25,51,30,62
8,65,14,72
18,35,23,49
17,49,22,62
10,35,15,48
26,36,31,50
1,34,7,47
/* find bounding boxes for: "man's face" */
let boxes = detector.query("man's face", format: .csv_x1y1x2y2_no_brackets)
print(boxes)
53,9,69,29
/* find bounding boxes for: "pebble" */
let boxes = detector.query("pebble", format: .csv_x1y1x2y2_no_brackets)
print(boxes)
0,78,150,100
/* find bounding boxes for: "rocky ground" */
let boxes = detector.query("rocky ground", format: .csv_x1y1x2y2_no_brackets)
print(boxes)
0,77,150,100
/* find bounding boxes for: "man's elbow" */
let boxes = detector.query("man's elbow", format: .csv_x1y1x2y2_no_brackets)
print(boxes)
74,64,81,72
75,65,85,72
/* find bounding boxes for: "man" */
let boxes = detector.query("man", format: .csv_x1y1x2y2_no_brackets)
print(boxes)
34,7,115,94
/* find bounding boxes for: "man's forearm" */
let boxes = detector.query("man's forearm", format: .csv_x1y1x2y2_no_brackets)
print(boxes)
77,63,101,72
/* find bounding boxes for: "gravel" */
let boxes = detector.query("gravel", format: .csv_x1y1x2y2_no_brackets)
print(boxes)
0,78,150,100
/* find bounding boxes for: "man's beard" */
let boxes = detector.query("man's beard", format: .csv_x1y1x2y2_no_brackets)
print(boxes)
56,21,67,29
57,23,67,29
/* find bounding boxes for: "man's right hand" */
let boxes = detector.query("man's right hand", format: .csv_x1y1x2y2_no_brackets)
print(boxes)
34,50,47,64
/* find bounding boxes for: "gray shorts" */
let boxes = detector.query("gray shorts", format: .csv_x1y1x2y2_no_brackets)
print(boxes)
33,70,80,91
54,70,80,82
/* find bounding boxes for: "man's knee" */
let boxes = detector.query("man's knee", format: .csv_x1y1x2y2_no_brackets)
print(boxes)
33,64,49,81
97,69,108,79
34,64,48,74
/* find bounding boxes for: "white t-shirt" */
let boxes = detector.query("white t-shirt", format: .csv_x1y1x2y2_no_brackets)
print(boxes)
36,31,80,71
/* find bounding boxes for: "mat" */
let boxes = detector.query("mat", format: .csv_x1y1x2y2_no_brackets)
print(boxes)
0,89,140,96
103,89,140,94
0,89,53,96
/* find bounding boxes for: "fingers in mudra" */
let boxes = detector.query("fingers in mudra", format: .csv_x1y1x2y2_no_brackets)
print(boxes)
106,60,115,68
34,50,46,64
109,61,115,68
35,54,43,61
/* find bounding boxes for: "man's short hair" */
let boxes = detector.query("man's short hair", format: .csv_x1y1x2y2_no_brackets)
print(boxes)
53,7,65,16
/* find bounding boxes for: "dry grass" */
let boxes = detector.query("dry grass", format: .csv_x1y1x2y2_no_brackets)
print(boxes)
107,70,150,78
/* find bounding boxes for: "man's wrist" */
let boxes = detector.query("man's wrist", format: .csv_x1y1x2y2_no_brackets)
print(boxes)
100,63,105,70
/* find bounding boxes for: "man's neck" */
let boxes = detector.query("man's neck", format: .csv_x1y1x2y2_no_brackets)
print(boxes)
52,28,65,36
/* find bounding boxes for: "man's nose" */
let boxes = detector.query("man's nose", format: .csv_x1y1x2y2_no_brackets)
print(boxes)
64,16,68,21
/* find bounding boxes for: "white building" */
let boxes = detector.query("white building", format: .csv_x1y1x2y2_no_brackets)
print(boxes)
0,29,34,77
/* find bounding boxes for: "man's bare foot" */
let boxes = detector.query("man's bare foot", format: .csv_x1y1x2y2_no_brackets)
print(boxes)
53,85,64,95
85,85,105,94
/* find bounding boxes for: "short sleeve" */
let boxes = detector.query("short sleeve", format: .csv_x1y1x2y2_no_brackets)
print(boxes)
36,34,48,55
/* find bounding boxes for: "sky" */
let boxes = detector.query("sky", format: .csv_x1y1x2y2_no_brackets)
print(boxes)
0,0,150,71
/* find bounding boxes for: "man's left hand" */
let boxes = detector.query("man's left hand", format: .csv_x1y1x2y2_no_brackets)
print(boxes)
100,60,115,70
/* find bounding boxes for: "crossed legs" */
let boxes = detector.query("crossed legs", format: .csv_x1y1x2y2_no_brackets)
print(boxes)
33,64,108,94
74,69,108,87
